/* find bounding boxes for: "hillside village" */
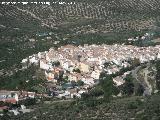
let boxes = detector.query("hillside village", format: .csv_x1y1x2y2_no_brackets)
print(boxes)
1,1,160,119
20,44,160,98
1,41,160,115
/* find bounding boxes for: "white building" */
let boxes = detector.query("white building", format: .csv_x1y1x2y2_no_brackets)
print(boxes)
29,56,39,65
91,70,100,80
40,59,52,70
157,53,160,59
113,77,125,86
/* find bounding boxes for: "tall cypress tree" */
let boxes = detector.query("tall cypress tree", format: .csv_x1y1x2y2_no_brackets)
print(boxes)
99,73,117,101
156,60,160,90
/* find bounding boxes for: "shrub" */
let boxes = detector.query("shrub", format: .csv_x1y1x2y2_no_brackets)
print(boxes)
127,102,138,109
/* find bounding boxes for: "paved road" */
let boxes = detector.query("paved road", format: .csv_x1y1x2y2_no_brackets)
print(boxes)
44,99,74,104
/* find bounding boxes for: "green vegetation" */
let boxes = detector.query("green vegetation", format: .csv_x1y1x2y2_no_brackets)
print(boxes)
1,2,160,119
2,93,160,120
77,80,84,86
0,65,46,91
156,60,160,90
99,73,119,101
1,1,160,72
122,74,135,96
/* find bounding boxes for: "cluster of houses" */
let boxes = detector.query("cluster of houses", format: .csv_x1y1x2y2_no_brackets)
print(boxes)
0,90,35,104
0,90,35,115
1,43,160,108
21,44,160,98
128,32,154,42
0,90,35,112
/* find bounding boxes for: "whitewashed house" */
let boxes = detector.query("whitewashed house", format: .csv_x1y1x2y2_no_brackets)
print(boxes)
158,53,160,59
0,91,19,104
61,61,70,70
40,59,52,70
21,58,28,69
139,55,147,63
29,55,39,65
91,70,100,80
113,77,125,86
82,77,95,86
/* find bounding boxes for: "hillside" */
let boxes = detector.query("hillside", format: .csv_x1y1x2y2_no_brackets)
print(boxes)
2,94,160,120
1,0,160,71
1,0,160,33
1,0,160,92
0,1,160,120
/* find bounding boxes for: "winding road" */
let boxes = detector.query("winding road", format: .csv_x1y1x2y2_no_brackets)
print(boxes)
132,63,152,95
